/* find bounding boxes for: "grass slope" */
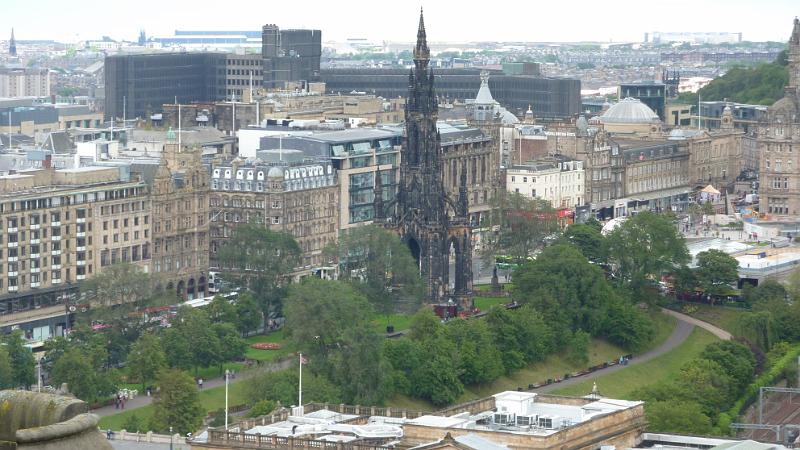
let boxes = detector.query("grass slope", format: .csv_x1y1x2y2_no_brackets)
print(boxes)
99,380,250,431
550,326,718,399
387,308,676,410
681,304,747,334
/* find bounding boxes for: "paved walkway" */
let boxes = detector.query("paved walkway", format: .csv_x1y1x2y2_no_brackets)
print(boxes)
662,308,733,340
534,307,729,393
93,359,293,417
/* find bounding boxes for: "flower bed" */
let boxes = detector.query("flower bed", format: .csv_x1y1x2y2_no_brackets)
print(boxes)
250,342,282,350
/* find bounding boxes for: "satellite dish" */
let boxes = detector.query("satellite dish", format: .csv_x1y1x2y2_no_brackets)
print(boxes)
68,305,77,312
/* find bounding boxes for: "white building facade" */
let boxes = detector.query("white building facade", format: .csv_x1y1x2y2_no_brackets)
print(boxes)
506,159,585,208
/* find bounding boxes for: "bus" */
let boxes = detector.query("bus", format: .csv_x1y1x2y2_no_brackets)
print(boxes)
494,255,534,270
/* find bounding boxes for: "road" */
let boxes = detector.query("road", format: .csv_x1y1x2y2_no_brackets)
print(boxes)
93,359,293,418
533,308,728,394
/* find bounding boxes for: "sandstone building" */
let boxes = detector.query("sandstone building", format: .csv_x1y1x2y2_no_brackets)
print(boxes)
758,18,800,216
208,160,339,273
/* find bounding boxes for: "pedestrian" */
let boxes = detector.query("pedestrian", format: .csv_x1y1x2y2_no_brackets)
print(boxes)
115,394,120,409
198,378,203,389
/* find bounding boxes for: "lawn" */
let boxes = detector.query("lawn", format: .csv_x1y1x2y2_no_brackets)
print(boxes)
474,296,507,311
245,330,295,362
549,326,719,399
680,304,747,334
373,314,415,334
99,378,251,431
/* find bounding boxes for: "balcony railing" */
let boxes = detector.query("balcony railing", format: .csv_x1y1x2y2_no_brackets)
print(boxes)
30,224,40,230
51,235,61,241
51,221,60,227
8,286,18,292
76,274,86,280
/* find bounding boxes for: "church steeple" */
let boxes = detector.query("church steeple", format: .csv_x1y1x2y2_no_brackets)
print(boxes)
413,8,430,71
9,28,16,57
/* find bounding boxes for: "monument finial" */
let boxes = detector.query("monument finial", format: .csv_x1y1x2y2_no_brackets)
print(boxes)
413,7,430,66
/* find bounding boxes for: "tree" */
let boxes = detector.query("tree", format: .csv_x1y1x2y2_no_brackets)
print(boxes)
4,331,35,389
212,323,248,370
560,223,607,264
645,400,713,434
482,191,559,265
330,225,423,316
410,334,464,406
0,347,13,389
284,279,375,377
127,332,167,390
679,358,735,414
700,341,756,393
445,319,504,385
245,369,341,406
735,311,776,352
566,330,590,365
123,413,144,433
51,348,101,403
80,263,162,308
163,306,222,373
696,250,739,297
217,223,301,318
233,293,262,336
150,369,203,435
606,212,689,296
206,295,236,324
246,400,277,418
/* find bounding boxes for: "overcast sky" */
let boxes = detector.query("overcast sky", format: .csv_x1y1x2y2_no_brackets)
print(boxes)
2,0,798,44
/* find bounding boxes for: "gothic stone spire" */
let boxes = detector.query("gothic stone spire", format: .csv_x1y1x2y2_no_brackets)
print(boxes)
9,28,16,57
413,8,430,71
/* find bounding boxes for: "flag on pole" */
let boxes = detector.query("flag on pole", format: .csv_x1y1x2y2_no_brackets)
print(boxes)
300,355,308,365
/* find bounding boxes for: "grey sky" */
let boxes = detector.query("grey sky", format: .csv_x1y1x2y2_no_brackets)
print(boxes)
1,0,798,44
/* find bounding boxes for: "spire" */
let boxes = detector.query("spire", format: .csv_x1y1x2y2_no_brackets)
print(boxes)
457,161,469,218
373,168,385,221
792,17,800,45
413,7,430,70
9,28,16,57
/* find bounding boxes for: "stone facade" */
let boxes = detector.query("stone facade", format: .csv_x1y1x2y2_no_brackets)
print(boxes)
149,140,210,299
758,18,800,216
208,161,339,273
686,106,746,187
0,165,150,338
379,11,473,304
506,159,585,208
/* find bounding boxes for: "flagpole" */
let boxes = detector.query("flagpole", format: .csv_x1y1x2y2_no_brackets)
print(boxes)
298,353,303,411
224,369,229,429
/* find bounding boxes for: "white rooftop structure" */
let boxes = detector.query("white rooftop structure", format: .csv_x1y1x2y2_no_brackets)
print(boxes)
243,409,403,440
405,392,642,437
600,98,660,124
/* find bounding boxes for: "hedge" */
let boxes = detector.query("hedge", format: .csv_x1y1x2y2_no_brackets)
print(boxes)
725,343,800,427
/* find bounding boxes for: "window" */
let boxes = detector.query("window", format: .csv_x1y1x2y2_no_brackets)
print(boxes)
272,216,280,224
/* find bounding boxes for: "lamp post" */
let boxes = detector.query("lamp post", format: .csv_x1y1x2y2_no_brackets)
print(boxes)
224,369,230,429
169,426,173,450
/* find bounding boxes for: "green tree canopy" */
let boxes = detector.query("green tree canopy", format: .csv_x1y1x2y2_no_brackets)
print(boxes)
330,225,423,316
606,212,689,296
80,263,163,308
695,249,739,296
127,332,167,390
4,331,35,389
150,369,203,435
645,400,713,434
482,192,559,264
559,223,607,264
217,223,301,317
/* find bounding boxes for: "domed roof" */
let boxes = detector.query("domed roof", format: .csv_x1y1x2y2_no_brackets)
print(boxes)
498,108,519,125
267,166,285,178
600,97,660,124
601,217,628,236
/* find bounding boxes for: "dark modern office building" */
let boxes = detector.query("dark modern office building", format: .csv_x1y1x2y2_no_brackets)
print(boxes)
319,68,581,118
261,25,321,89
618,82,666,120
104,52,227,120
